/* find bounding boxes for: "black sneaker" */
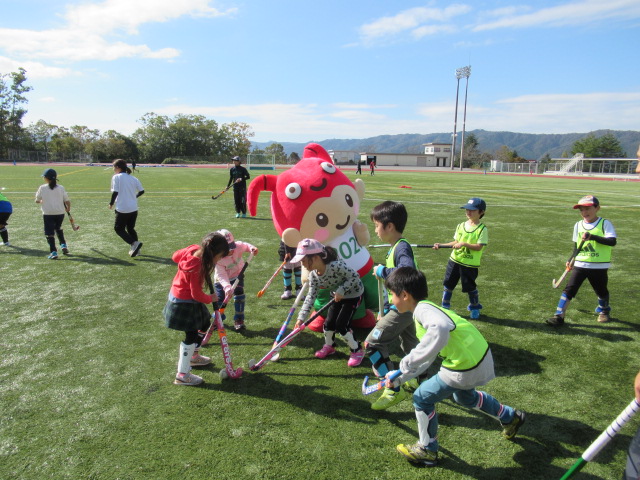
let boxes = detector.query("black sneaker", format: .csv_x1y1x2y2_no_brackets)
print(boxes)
233,320,246,332
502,410,525,439
545,315,564,326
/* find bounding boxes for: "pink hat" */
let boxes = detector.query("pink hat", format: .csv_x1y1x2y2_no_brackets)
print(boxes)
290,238,325,263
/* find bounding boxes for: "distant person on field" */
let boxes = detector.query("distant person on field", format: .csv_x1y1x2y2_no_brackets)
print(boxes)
546,195,617,326
227,156,250,218
355,160,362,175
365,201,420,410
385,267,525,468
35,168,71,259
108,159,144,257
163,232,229,386
131,159,138,173
636,143,640,174
369,161,376,175
0,189,13,246
433,197,488,319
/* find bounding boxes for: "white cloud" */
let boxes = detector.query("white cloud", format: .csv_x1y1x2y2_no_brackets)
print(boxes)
474,0,640,31
358,4,471,45
0,56,77,78
0,0,236,65
418,92,640,134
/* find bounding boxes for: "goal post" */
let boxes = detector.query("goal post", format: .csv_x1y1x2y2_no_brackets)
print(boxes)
247,153,276,171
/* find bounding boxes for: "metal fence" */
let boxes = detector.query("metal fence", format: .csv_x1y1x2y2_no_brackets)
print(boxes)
487,159,638,176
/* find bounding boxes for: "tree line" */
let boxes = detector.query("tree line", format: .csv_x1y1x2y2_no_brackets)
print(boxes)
0,69,256,164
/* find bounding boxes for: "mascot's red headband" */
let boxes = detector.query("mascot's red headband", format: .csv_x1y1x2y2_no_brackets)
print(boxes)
247,143,355,236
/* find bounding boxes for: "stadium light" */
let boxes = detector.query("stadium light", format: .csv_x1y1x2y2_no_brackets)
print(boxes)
457,66,471,171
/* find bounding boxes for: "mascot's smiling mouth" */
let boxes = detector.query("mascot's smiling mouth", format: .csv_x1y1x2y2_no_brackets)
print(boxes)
310,178,327,191
336,215,351,230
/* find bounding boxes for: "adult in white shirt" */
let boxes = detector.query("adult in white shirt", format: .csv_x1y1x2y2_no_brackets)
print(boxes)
35,168,70,259
108,159,144,257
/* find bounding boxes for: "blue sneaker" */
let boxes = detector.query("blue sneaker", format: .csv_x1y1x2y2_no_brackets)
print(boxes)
241,213,247,218
470,309,480,319
61,243,69,255
48,251,58,260
235,213,240,218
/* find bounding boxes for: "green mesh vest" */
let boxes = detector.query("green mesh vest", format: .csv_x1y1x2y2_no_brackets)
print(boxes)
450,222,486,267
414,301,489,371
576,218,612,264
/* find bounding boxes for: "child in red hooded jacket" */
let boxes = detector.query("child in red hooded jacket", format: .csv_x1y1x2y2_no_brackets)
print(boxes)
163,232,229,386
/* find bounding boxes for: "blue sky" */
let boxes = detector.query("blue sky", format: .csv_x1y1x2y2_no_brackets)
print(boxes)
1,0,639,143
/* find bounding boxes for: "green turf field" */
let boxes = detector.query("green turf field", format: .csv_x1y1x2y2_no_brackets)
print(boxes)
1,164,639,479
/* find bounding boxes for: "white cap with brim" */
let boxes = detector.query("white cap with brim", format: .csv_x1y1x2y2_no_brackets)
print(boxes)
290,238,325,263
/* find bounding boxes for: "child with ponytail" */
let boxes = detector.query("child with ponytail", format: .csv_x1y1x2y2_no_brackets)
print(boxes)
292,238,365,367
163,232,229,386
35,168,71,259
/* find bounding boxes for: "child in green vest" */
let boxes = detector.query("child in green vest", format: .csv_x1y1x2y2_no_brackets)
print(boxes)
547,195,617,326
384,267,525,467
433,197,487,319
365,201,420,410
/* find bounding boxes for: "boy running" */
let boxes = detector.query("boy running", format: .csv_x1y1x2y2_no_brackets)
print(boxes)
384,267,525,467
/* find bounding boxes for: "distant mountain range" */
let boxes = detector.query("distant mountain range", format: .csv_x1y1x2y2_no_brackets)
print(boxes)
253,129,640,160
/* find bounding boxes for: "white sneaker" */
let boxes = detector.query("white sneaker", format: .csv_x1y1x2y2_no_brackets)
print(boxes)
129,241,143,257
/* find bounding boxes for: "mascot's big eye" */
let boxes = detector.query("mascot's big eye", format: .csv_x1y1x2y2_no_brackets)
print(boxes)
345,194,353,207
320,162,336,174
316,213,329,227
285,183,302,200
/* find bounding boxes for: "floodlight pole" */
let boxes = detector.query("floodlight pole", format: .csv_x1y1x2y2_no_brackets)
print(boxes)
450,74,462,170
458,66,471,171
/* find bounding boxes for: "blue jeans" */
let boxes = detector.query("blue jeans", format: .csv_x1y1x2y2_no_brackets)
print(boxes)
413,373,515,452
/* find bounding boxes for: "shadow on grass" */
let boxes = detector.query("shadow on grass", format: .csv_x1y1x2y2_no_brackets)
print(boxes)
2,245,134,265
490,343,545,376
480,314,634,342
134,254,174,266
434,404,631,479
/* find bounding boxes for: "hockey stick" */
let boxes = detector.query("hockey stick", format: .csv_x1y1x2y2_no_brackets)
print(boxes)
377,277,385,321
212,306,243,380
66,210,80,231
362,370,402,395
560,398,640,479
257,255,289,297
368,244,453,248
270,282,308,362
247,299,335,372
211,183,233,200
552,238,586,289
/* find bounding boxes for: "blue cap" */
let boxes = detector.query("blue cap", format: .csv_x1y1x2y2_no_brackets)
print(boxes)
461,197,486,211
42,168,57,180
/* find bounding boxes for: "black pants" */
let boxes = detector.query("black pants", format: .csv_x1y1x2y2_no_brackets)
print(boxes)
563,266,608,300
443,259,479,293
324,295,363,335
233,187,247,214
114,210,139,244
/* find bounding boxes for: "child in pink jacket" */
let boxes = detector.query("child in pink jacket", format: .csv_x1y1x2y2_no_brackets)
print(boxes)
214,229,258,331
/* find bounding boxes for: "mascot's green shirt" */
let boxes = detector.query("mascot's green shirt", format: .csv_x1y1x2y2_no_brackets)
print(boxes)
450,222,487,267
414,301,489,372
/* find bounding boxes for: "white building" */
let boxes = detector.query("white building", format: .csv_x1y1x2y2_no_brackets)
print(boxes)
358,142,452,168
